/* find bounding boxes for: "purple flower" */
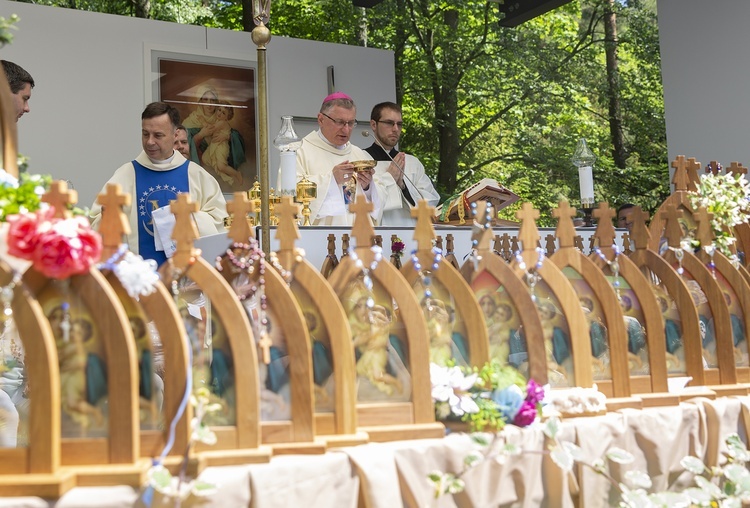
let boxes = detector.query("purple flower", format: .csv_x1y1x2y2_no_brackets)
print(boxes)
525,379,545,405
512,400,537,427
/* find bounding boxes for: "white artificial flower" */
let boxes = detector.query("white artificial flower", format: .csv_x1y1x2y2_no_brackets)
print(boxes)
430,363,479,417
114,251,160,299
0,169,18,188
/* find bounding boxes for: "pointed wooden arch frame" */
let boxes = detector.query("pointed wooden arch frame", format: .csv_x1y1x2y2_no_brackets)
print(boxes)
0,261,74,496
458,203,546,384
401,201,490,369
511,202,594,389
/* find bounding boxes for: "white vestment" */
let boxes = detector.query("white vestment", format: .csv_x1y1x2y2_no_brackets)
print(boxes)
294,131,386,225
90,150,227,255
375,153,440,226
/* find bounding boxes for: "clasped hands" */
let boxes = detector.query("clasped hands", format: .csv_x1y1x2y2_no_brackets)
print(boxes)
333,161,372,191
386,152,407,189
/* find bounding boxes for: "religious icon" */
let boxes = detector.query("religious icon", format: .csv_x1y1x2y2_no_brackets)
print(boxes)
40,284,108,437
343,277,411,402
157,58,258,193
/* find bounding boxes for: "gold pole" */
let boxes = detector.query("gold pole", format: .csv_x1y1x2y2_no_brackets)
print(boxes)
252,22,271,256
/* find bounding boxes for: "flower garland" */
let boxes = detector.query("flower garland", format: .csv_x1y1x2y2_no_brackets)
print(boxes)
689,171,750,262
6,207,101,279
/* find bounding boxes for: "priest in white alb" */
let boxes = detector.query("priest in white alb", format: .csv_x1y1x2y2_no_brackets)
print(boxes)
293,92,386,226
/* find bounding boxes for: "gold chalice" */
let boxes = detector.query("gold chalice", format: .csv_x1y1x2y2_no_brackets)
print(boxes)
345,160,377,196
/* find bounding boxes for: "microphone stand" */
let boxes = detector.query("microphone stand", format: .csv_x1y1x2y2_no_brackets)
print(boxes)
363,131,426,202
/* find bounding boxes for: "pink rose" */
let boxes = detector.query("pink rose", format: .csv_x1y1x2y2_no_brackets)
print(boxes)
6,209,47,259
512,400,537,427
7,215,39,259
31,217,102,279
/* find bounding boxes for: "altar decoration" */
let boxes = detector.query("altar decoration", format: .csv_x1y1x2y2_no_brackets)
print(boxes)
0,169,50,222
430,361,544,432
689,171,750,260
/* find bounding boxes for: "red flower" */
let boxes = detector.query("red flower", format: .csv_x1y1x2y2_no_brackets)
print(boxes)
25,215,102,279
6,208,53,259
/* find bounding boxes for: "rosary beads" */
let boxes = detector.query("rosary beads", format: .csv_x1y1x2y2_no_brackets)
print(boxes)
514,247,544,302
593,244,622,299
410,247,443,310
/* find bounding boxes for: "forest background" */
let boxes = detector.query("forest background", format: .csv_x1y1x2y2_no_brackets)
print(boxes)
10,0,667,225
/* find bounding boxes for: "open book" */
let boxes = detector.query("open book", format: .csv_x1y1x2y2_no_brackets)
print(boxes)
436,178,520,225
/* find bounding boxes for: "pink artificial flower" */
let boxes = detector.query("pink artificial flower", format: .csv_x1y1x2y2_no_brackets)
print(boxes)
6,208,52,259
512,400,537,427
525,379,545,405
31,217,102,279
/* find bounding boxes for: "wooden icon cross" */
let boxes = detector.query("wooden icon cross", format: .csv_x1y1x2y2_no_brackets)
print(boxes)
412,200,437,253
170,193,199,269
670,155,690,192
226,192,255,244
515,202,541,253
43,180,77,219
661,204,685,248
274,196,302,254
629,206,651,252
552,200,577,249
349,194,375,251
96,183,131,256
593,202,617,248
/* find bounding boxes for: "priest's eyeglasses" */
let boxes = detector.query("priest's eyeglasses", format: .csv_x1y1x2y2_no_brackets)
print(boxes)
376,120,403,129
322,112,357,129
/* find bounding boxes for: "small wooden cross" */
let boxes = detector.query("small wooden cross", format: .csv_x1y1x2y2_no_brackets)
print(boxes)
552,200,577,249
694,206,715,247
661,204,685,248
593,202,617,248
96,183,131,258
629,206,651,252
515,202,541,253
706,160,721,175
257,329,273,365
274,196,301,255
226,192,255,244
670,155,690,192
727,161,747,178
170,193,199,269
685,157,701,191
43,180,77,219
349,194,375,253
412,200,437,253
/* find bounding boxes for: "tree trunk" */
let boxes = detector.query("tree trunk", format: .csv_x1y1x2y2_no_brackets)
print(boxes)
436,8,460,194
394,0,405,106
242,0,254,32
604,0,627,168
133,0,149,19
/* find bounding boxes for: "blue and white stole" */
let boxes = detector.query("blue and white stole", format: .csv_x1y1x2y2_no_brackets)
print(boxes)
133,159,190,265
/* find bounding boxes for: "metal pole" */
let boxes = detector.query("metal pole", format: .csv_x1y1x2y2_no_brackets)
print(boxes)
252,22,271,256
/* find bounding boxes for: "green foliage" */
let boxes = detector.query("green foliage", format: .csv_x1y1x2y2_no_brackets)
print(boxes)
0,172,51,222
8,0,670,218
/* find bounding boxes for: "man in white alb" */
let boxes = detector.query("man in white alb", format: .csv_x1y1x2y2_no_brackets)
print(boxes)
364,102,440,226
294,92,385,225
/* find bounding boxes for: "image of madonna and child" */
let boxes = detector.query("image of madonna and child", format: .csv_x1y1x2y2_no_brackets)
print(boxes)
183,86,246,188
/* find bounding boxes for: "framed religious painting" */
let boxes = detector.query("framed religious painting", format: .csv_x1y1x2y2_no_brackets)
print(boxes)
146,47,258,195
